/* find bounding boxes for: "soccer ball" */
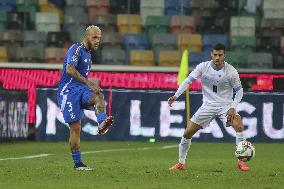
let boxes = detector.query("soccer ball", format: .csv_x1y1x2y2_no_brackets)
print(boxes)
235,141,255,162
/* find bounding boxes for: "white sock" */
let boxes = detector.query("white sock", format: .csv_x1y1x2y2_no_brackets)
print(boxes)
178,137,192,164
236,132,245,145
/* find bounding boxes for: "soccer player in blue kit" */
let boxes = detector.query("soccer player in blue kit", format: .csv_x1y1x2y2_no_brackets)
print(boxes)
57,25,113,171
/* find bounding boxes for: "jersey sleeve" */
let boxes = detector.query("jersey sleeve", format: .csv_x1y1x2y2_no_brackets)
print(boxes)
66,44,82,67
189,63,203,79
230,68,242,88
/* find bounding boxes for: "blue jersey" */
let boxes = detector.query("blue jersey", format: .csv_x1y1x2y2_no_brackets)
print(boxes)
57,43,94,123
58,43,92,89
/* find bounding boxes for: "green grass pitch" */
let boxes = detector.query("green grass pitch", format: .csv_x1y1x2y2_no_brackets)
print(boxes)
0,141,283,189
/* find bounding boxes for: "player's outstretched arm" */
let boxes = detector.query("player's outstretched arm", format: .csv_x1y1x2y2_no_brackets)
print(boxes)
168,76,195,107
66,64,100,92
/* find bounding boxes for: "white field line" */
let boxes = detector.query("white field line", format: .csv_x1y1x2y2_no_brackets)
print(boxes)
82,145,177,155
0,145,178,161
0,154,52,161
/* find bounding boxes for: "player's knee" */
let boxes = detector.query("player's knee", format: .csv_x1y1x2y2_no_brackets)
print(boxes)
183,121,200,139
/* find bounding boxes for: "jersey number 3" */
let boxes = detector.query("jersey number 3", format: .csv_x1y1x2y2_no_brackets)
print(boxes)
213,85,217,93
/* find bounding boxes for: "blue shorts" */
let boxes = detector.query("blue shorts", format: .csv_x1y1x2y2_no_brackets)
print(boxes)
57,83,93,123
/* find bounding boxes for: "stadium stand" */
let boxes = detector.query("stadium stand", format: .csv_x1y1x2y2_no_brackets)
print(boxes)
0,0,282,68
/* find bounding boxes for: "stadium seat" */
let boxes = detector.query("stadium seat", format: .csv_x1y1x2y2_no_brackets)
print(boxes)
0,46,8,62
215,0,238,10
35,12,60,32
230,16,255,36
247,52,273,69
198,16,226,34
152,33,177,61
189,51,211,67
152,33,177,50
102,48,126,65
65,6,86,16
87,0,110,22
101,32,124,49
171,16,195,33
256,37,280,53
124,34,148,52
39,2,64,24
7,12,30,30
15,0,38,6
231,36,256,53
110,0,140,14
190,0,218,9
0,11,7,31
16,5,37,29
63,10,87,41
24,31,46,61
140,0,164,25
190,9,212,26
47,32,71,48
263,0,284,19
45,47,66,63
117,14,142,33
158,50,181,66
145,16,170,43
24,30,46,44
225,51,249,68
202,34,228,52
15,47,42,63
259,18,284,38
164,0,190,16
177,33,202,52
64,11,88,25
130,50,154,66
65,0,86,7
63,25,86,43
0,0,16,12
92,14,116,32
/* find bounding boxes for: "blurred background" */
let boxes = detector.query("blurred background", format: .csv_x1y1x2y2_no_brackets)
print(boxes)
0,0,284,142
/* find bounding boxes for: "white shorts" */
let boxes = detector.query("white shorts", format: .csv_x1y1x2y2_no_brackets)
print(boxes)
190,103,233,128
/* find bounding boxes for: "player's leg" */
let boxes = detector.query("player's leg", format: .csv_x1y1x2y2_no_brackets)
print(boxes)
229,115,249,171
170,105,215,170
87,91,113,134
169,120,202,170
230,115,245,146
180,121,201,163
69,120,93,170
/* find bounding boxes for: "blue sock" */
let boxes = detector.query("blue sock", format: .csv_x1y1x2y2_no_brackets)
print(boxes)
97,113,107,124
72,151,82,166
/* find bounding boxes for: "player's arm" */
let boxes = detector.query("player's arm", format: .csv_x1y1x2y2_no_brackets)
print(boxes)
66,45,99,92
227,70,243,120
168,76,196,107
66,64,99,91
168,63,203,107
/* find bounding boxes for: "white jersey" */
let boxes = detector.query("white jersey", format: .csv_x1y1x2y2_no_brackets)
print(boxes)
189,61,241,106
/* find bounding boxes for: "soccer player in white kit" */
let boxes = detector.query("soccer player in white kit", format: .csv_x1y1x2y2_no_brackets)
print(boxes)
168,44,249,171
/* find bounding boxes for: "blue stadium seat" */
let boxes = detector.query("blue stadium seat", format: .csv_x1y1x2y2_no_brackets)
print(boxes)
189,51,211,67
202,34,228,52
49,0,65,9
124,34,148,52
164,0,190,16
0,0,16,12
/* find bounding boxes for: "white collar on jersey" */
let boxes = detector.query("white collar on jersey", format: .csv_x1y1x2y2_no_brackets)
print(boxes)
210,60,225,71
